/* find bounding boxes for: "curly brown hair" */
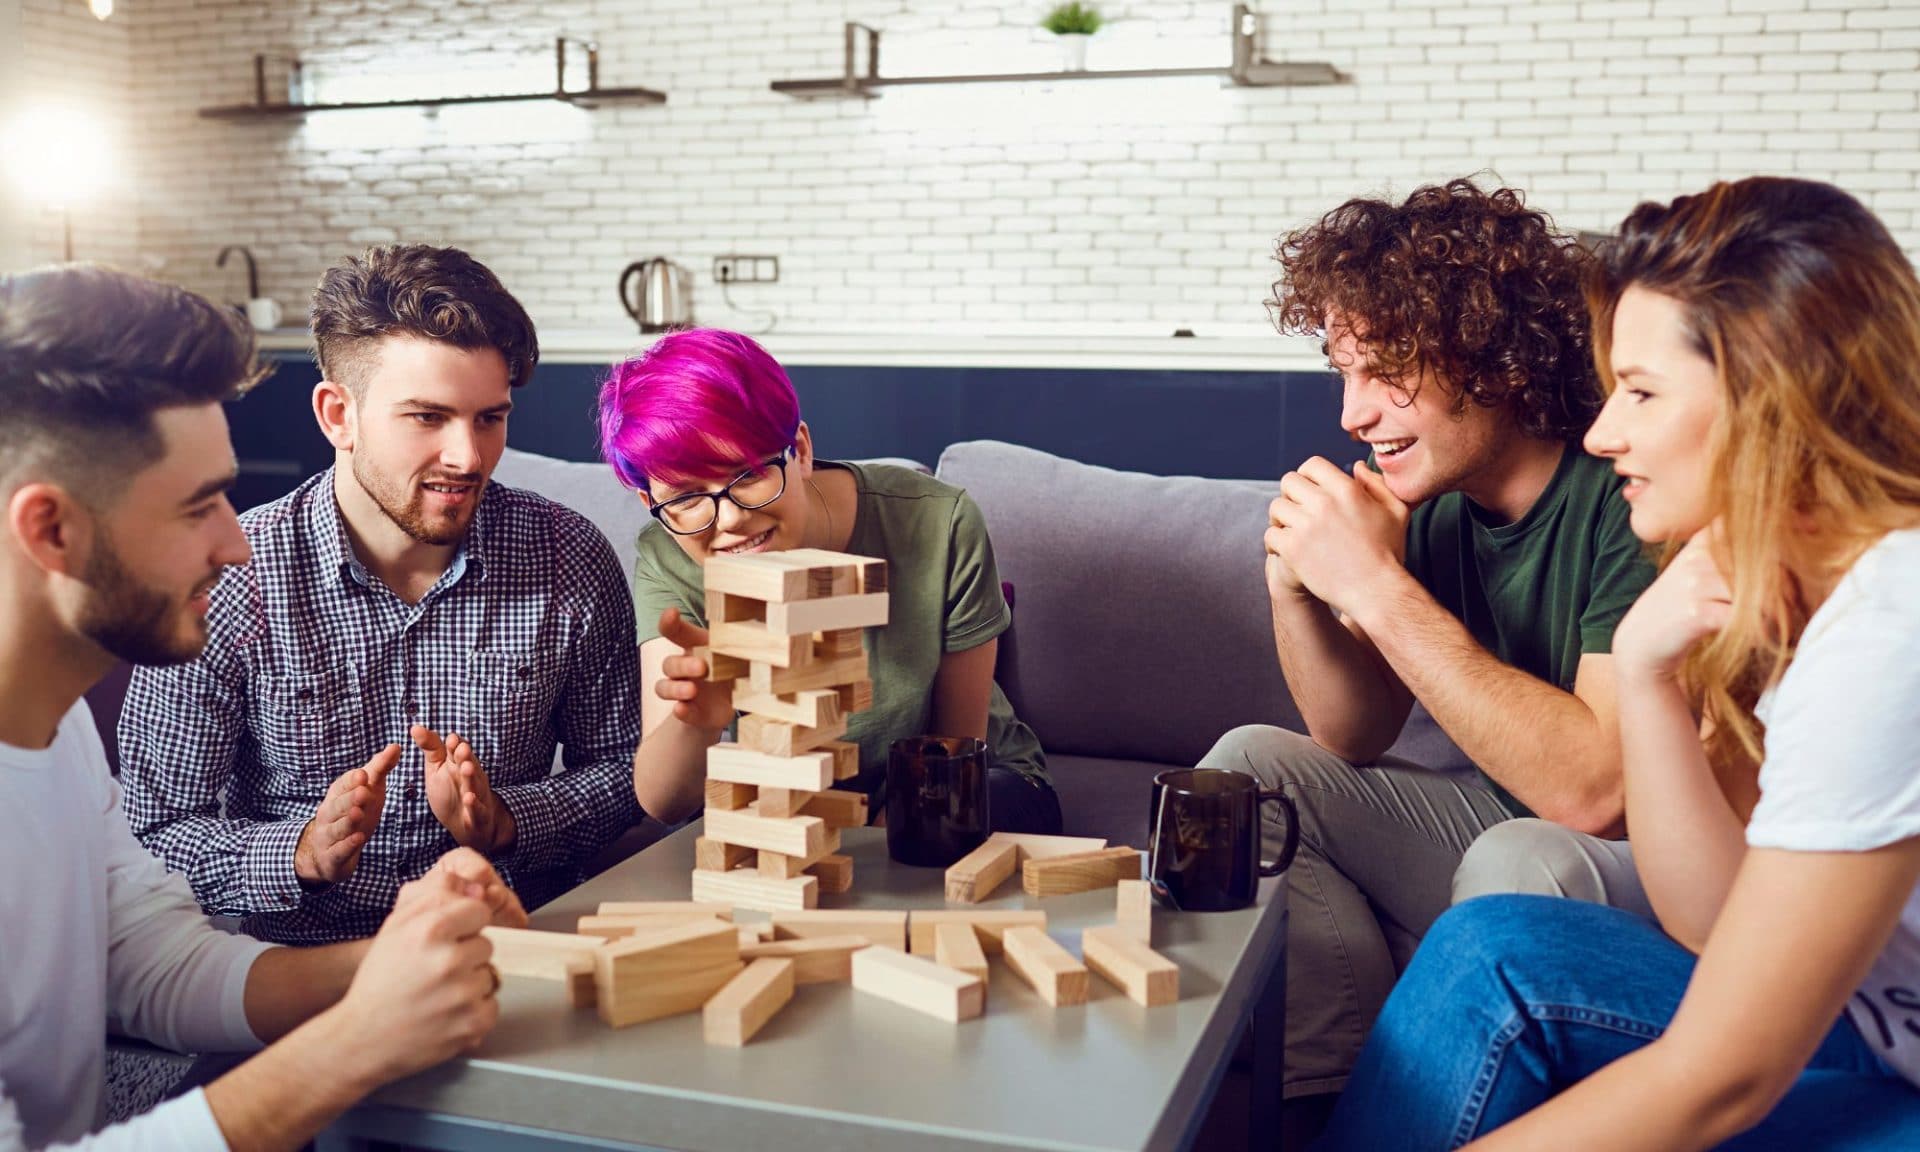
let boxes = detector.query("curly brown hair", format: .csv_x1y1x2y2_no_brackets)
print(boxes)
1268,178,1600,441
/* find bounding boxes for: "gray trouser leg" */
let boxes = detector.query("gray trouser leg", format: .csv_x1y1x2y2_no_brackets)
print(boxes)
1199,724,1514,1098
1451,818,1654,919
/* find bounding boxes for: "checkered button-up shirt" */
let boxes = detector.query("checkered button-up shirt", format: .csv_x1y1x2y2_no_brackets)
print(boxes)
118,468,643,944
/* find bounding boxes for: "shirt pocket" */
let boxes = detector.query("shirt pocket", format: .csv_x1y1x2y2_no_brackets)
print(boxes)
463,650,560,782
254,664,368,787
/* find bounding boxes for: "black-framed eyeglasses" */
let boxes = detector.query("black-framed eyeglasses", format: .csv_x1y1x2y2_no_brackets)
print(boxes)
648,452,790,535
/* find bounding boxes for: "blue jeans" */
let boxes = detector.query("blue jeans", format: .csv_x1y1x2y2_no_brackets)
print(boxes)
1316,895,1920,1150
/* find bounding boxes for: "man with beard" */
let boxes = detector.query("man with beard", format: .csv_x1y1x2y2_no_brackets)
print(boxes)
0,264,522,1150
119,245,677,946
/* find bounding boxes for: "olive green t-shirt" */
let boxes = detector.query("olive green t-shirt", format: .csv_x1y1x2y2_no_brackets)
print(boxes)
1404,446,1656,816
631,461,1048,799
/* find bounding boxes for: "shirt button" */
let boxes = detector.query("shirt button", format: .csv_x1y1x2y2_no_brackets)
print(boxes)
404,701,419,716
279,894,293,905
404,784,419,799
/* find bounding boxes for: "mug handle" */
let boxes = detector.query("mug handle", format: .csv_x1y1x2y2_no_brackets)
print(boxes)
1257,789,1299,877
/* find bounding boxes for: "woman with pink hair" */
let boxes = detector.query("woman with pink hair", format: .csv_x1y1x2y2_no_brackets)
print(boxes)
598,329,1059,833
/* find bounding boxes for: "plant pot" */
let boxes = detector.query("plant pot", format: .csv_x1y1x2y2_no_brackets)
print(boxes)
1055,33,1090,72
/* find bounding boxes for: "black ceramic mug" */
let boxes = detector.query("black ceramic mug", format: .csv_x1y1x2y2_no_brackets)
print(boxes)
1147,767,1298,912
886,736,991,867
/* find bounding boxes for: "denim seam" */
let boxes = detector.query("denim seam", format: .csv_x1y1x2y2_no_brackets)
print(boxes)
1449,1002,1668,1147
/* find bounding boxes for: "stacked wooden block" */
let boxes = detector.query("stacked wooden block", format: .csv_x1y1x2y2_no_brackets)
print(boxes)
691,549,889,913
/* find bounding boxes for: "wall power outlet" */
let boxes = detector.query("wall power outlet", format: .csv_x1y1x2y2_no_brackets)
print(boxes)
714,255,779,284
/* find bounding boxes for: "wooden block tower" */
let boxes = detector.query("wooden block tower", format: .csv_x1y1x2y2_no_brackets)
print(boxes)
691,549,887,913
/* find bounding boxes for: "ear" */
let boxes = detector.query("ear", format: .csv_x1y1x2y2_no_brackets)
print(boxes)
8,482,93,579
313,379,357,452
792,421,815,475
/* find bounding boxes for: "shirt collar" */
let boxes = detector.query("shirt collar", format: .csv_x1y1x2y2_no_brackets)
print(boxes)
308,466,492,591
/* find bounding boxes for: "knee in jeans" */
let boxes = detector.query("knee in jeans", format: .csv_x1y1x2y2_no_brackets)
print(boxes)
1453,818,1605,906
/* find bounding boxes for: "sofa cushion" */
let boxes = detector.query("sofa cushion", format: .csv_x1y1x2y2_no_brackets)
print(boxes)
493,448,651,586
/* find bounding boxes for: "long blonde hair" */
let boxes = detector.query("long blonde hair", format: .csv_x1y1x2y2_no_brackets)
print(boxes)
1587,177,1920,768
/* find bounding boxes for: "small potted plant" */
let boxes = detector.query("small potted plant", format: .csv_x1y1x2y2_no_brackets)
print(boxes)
1042,2,1103,72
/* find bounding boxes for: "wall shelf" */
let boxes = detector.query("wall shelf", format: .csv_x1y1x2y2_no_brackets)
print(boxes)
771,4,1343,101
199,38,665,120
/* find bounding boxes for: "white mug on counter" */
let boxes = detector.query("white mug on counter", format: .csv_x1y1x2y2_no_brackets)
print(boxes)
245,297,283,332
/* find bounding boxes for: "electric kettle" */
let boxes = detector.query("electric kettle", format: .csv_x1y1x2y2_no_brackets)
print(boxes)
620,257,694,333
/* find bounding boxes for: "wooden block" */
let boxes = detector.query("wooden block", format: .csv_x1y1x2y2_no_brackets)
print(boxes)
932,922,989,984
709,590,765,625
988,832,1107,860
578,910,727,941
703,957,795,1047
945,837,1020,904
1023,847,1144,898
704,779,755,812
749,649,868,696
597,901,733,920
483,926,602,1007
818,628,865,658
766,593,890,637
691,868,818,912
695,837,755,873
908,910,1048,956
1082,925,1179,1006
706,744,834,792
1002,926,1089,1007
806,853,854,894
801,787,868,827
739,712,849,758
730,688,842,729
756,828,842,879
1116,880,1154,943
757,787,804,819
711,620,812,669
771,909,908,951
687,645,748,684
594,920,743,1028
835,679,874,715
850,946,984,1023
741,934,871,984
703,553,818,603
703,805,828,859
777,548,884,598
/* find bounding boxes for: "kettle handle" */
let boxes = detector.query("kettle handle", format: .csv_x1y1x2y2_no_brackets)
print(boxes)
619,260,656,322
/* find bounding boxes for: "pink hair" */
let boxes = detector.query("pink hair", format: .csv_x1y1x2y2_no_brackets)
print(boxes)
597,329,801,489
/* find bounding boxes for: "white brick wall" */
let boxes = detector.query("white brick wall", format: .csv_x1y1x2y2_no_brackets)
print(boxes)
11,0,1920,334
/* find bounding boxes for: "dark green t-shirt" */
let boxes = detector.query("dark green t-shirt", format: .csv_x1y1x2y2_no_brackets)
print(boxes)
1404,446,1656,814
631,461,1048,798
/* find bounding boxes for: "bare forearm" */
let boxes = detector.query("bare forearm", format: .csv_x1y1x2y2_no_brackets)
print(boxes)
1354,572,1622,833
242,939,369,1042
1270,590,1406,762
1470,1042,1766,1152
633,716,715,824
204,1008,381,1152
1616,671,1747,949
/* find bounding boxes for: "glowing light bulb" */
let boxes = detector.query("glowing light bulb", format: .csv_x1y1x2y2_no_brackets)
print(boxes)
88,0,113,20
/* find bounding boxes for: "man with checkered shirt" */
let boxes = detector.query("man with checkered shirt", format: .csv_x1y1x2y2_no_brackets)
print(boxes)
119,245,705,945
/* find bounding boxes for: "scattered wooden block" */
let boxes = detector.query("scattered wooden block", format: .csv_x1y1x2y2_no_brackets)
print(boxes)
711,620,812,669
988,832,1108,860
695,836,755,873
908,910,1048,956
945,837,1020,904
766,593,890,637
482,927,602,1008
704,779,755,812
1116,879,1154,943
594,920,743,1028
739,713,849,758
822,740,861,782
579,914,729,942
741,934,871,984
801,788,868,828
687,645,748,683
748,649,867,696
691,868,818,912
1002,926,1089,1007
851,946,984,1023
932,922,989,984
704,553,823,603
818,628,865,658
703,805,828,859
1023,846,1144,898
806,853,854,894
703,958,795,1047
834,679,874,714
597,901,733,920
730,687,843,729
1082,925,1179,1007
771,909,908,951
707,744,835,792
756,829,843,879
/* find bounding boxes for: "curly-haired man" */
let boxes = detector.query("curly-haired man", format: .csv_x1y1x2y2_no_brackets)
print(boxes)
1197,179,1659,1131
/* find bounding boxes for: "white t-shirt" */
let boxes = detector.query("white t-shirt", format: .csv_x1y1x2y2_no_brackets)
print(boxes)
0,702,271,1151
1747,527,1920,1088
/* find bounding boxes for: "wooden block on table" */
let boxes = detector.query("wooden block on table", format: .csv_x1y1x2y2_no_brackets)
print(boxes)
729,688,842,729
771,909,908,951
818,628,865,658
1082,925,1179,1006
594,920,743,1028
703,805,828,859
766,593,890,636
1116,879,1154,943
703,957,795,1047
597,901,733,920
908,909,1048,956
703,553,821,604
578,910,726,941
695,836,755,873
801,787,868,827
835,679,874,715
483,926,602,1007
687,645,748,684
749,649,868,696
932,921,990,984
739,712,849,758
756,828,842,879
850,946,984,1023
691,868,818,912
1002,926,1089,1007
988,831,1108,860
1023,847,1144,898
944,837,1020,904
711,620,812,669
741,934,871,984
707,744,834,792
806,853,854,894
704,779,756,812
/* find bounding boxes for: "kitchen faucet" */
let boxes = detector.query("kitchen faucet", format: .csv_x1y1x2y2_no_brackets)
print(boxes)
216,245,258,301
